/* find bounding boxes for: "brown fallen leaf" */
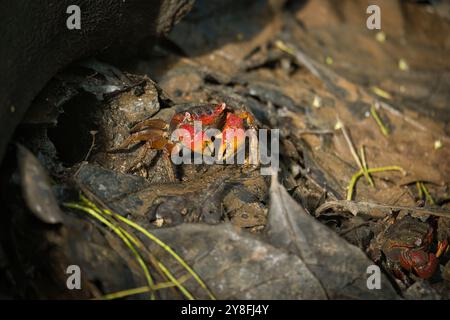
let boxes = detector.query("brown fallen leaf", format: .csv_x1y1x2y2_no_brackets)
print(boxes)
148,223,328,299
17,144,64,224
265,171,400,299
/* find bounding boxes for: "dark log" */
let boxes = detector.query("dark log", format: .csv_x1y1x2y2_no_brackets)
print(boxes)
0,0,194,163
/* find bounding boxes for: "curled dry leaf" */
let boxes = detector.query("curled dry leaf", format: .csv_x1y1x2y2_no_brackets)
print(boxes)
17,144,64,224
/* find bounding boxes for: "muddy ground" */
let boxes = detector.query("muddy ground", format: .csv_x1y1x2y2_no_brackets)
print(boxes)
1,0,450,299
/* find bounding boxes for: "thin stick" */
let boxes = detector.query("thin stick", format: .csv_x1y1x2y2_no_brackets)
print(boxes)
339,119,372,186
316,200,450,219
297,129,334,136
84,130,98,161
274,40,323,80
360,145,374,187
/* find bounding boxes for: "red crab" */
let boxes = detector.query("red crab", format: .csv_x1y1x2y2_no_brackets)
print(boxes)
372,216,448,281
109,103,257,174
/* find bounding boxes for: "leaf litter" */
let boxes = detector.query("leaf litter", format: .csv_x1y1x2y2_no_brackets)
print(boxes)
3,0,450,299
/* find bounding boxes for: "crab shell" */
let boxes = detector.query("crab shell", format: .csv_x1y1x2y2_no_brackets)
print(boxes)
399,249,438,279
380,217,440,279
170,103,227,128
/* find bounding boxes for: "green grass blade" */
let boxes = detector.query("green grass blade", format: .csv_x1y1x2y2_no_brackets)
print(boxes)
347,166,405,200
158,263,194,300
64,203,156,300
110,212,216,300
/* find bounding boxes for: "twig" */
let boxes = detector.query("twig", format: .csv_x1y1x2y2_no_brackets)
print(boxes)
297,129,334,136
84,130,98,161
360,145,374,187
316,200,450,219
377,100,429,133
339,222,371,236
339,119,372,186
274,40,323,80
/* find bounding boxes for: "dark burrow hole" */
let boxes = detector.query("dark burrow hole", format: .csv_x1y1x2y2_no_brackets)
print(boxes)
48,92,99,166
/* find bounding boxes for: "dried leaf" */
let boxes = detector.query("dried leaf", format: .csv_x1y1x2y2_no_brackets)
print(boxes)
17,144,64,224
265,173,400,299
149,224,328,299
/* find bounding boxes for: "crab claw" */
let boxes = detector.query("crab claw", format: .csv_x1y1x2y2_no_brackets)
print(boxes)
194,103,226,126
171,111,192,128
400,249,438,279
218,113,246,160
175,123,208,154
436,240,448,258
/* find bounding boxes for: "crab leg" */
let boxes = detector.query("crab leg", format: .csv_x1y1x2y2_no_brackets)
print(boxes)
109,128,167,152
436,240,448,258
129,118,168,133
125,141,152,172
124,136,171,172
237,110,256,129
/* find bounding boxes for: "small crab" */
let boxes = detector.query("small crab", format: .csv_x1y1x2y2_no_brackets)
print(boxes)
370,215,448,281
109,103,257,176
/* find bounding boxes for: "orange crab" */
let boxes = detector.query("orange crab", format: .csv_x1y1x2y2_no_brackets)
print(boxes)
109,103,257,175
